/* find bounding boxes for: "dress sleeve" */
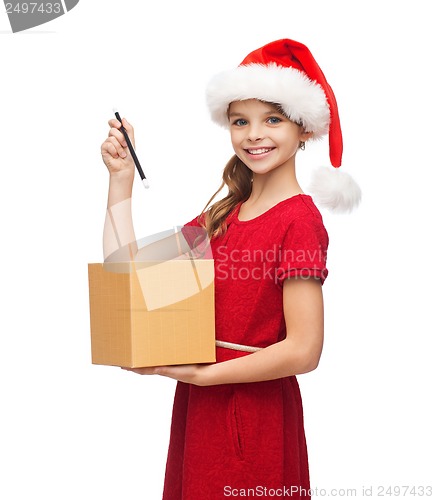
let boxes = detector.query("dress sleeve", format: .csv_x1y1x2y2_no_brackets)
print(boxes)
276,215,329,285
181,214,212,258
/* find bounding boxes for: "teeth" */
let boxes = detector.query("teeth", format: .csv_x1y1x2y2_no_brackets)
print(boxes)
248,148,272,155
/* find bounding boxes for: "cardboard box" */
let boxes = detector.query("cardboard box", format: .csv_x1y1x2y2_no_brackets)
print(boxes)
88,259,216,368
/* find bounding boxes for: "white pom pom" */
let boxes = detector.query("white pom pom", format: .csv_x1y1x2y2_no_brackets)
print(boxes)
308,167,362,213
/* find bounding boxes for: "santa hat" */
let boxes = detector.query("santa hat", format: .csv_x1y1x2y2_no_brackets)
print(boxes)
206,38,361,213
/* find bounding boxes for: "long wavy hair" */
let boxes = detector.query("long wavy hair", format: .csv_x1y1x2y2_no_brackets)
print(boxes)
200,154,253,239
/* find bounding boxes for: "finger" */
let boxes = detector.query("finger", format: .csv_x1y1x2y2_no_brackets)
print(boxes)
108,127,128,148
122,118,133,134
101,141,120,160
108,118,122,129
122,118,135,143
107,116,135,148
121,367,159,375
107,117,134,137
102,137,127,159
107,136,128,157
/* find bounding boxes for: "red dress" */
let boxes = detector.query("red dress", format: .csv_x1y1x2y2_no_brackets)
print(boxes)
162,195,329,499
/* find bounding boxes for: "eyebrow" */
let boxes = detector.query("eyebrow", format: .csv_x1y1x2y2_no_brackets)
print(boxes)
228,110,282,118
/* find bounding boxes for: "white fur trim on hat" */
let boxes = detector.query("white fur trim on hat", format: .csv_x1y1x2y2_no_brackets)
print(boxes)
308,167,362,213
206,63,330,138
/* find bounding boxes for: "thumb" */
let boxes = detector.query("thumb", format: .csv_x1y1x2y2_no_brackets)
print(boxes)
122,118,135,148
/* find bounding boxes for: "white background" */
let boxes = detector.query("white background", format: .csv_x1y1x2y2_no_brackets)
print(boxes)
1,1,433,498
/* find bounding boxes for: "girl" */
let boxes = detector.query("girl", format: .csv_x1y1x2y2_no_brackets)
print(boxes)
100,39,360,499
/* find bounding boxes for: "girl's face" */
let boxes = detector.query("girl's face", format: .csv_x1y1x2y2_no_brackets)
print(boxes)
228,99,311,176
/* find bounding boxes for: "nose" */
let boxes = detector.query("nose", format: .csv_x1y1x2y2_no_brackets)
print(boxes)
247,123,264,142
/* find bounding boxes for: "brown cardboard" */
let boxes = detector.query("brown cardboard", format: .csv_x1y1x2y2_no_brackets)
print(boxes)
88,260,216,368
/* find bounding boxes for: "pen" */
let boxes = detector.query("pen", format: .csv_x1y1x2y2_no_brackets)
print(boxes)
113,107,149,189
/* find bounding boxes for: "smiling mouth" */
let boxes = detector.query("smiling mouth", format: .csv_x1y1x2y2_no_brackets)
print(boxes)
246,147,274,155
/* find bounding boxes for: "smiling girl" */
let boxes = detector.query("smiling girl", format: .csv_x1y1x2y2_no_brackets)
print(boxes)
101,39,360,499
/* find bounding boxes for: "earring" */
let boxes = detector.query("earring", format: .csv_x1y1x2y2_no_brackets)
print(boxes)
299,141,305,151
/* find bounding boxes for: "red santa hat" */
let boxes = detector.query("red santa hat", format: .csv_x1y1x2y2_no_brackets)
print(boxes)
206,38,361,213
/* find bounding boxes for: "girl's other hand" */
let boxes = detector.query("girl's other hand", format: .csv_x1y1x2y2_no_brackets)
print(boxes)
101,117,136,179
121,364,213,387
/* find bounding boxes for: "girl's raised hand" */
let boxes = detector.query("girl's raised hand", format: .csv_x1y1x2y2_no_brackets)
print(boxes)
101,117,136,179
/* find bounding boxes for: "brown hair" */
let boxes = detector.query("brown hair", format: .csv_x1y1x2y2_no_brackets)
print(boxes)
200,155,252,239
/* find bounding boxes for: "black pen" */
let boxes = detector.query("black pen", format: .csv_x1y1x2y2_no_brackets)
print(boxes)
113,107,149,189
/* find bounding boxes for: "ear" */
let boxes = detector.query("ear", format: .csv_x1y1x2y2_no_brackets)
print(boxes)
300,130,314,142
